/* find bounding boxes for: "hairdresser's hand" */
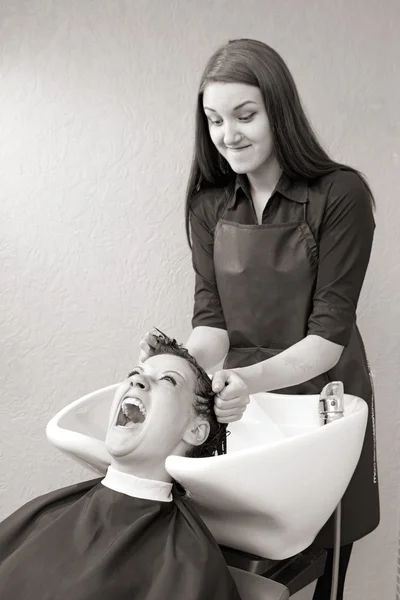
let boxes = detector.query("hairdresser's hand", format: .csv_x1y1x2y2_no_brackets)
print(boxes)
212,369,250,424
139,332,159,363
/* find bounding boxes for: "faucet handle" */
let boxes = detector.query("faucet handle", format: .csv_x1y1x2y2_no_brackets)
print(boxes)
319,381,344,424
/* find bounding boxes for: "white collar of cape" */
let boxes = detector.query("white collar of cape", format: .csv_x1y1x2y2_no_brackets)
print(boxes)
101,465,173,502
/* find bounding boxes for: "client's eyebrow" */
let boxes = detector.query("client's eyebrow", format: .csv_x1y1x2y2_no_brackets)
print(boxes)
126,367,186,382
162,370,186,382
127,366,143,377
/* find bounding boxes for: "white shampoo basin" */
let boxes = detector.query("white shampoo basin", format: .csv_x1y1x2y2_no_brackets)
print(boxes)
46,386,367,560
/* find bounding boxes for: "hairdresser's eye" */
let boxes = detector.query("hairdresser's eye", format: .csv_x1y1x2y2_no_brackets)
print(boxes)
238,112,256,122
207,117,223,126
160,375,177,386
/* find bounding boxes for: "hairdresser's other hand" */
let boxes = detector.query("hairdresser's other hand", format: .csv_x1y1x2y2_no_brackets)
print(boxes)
212,369,250,424
139,332,159,363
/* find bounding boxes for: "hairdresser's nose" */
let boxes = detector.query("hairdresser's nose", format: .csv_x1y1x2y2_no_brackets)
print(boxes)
129,374,150,391
223,121,241,147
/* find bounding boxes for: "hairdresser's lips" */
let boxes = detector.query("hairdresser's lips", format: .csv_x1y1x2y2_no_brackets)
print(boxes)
226,144,252,152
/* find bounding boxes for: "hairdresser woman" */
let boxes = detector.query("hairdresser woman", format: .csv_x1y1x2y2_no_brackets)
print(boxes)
140,39,379,600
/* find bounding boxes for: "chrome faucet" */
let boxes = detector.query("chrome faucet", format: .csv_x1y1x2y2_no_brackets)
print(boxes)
319,381,344,425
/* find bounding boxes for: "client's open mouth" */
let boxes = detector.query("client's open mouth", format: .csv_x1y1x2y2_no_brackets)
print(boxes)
116,398,147,428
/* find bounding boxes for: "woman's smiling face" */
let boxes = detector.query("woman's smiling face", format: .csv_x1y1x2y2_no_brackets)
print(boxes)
203,82,276,177
105,354,208,466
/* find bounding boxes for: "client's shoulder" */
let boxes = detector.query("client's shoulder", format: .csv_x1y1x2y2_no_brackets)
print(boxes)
172,494,241,598
173,491,223,555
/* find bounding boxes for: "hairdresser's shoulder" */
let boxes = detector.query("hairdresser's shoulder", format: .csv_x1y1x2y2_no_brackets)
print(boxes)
190,186,232,227
312,168,372,206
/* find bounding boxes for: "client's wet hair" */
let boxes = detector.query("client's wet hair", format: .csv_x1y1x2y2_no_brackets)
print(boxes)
149,328,228,458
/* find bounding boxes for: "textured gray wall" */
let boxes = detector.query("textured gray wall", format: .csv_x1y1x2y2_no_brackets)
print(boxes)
0,1,399,599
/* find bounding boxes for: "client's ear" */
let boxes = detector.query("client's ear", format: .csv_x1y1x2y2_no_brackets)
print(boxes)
183,418,210,447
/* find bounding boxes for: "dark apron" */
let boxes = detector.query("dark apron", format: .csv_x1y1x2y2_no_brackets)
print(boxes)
213,206,379,549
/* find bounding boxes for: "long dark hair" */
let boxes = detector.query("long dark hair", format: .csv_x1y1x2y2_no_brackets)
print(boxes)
185,38,375,246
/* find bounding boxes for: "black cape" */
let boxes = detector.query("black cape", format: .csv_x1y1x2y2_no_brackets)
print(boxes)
0,478,241,600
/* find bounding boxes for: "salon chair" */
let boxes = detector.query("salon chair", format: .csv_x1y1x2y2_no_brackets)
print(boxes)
46,385,367,599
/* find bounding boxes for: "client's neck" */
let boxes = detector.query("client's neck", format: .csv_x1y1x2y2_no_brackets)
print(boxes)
110,457,172,483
